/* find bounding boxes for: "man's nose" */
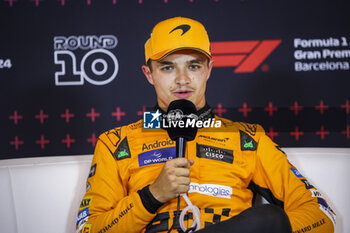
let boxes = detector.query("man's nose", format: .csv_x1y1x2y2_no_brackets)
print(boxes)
175,69,191,85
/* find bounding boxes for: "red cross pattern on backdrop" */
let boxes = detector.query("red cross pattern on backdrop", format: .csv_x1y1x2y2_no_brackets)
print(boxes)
290,127,304,141
238,102,253,117
35,135,50,149
87,133,98,147
264,102,278,117
35,109,49,124
9,106,127,151
266,127,279,141
8,99,350,151
213,104,227,117
290,101,303,116
3,0,219,7
137,106,147,117
10,136,24,150
9,110,22,125
342,125,350,139
111,107,126,121
60,109,75,123
86,108,101,122
61,134,76,149
315,100,329,115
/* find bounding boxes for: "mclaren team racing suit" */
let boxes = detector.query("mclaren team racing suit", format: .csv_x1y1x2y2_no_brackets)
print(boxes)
76,105,336,233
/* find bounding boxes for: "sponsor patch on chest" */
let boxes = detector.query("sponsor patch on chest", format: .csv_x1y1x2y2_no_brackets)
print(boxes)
189,182,233,199
196,144,233,164
138,147,176,167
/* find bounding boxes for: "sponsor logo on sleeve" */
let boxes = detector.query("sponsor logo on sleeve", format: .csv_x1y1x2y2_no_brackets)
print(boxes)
291,168,303,178
114,137,131,160
300,179,315,190
98,203,134,233
239,130,257,151
196,144,233,164
317,198,336,227
310,189,323,198
86,181,91,192
117,150,129,159
189,183,232,199
138,147,176,167
243,141,254,149
82,224,91,233
76,216,89,233
76,208,90,226
88,164,96,178
79,196,93,211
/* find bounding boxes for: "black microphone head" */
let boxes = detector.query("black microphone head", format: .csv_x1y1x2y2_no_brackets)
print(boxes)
166,99,198,141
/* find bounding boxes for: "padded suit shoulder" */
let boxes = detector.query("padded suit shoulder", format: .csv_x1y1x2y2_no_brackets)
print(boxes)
98,126,131,160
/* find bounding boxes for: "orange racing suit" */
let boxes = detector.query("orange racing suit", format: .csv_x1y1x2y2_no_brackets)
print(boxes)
76,107,336,233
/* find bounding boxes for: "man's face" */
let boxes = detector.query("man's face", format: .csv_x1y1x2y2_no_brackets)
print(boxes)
142,50,214,111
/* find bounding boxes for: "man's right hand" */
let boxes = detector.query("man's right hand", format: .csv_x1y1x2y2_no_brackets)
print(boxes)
149,158,194,203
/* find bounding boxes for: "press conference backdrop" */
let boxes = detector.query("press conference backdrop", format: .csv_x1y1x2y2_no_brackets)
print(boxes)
1,0,350,159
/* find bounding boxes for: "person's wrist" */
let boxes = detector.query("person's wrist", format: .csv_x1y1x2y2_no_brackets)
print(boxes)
149,183,166,203
137,185,164,214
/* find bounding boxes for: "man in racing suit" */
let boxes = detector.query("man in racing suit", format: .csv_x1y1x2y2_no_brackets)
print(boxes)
76,17,336,233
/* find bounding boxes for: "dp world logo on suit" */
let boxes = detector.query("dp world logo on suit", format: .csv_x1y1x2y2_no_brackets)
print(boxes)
143,110,162,129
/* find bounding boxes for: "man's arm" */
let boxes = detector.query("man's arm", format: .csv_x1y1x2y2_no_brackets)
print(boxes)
76,135,156,233
252,134,336,233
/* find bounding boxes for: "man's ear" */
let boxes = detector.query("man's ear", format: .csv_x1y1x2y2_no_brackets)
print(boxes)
206,59,214,81
141,65,154,85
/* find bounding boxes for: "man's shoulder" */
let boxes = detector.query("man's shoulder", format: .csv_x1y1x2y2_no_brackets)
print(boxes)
98,119,143,151
214,115,265,139
100,118,143,137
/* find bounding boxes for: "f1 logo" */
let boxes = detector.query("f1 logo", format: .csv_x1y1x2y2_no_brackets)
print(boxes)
211,40,281,73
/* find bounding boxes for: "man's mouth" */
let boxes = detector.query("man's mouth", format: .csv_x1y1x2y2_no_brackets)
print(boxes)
173,90,193,98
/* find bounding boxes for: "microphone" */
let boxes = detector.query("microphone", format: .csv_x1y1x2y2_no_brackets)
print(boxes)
166,99,198,158
165,99,201,232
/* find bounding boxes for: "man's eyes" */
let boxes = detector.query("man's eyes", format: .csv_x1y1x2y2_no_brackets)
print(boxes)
160,66,174,71
189,64,201,70
159,64,202,71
